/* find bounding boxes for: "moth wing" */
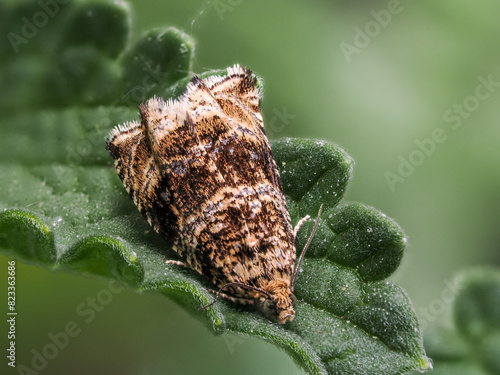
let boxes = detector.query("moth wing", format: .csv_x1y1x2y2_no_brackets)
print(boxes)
201,66,283,192
138,95,250,259
190,68,294,287
204,65,261,114
106,121,176,239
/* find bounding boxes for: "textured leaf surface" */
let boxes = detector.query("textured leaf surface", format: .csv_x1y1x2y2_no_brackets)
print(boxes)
0,1,430,374
418,269,500,375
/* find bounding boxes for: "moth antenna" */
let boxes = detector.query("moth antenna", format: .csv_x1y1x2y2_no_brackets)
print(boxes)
200,282,271,309
291,204,324,291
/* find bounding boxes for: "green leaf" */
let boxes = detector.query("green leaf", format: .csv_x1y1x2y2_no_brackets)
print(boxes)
0,1,430,374
419,269,500,375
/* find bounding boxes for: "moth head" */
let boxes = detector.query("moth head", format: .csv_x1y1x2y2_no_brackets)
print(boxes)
201,281,296,324
259,280,296,324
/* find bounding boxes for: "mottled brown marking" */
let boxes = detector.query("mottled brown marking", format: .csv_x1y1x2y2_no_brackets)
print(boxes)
106,65,300,324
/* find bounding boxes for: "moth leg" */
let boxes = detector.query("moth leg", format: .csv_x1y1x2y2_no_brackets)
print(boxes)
199,289,258,310
201,282,271,310
206,289,257,305
165,260,188,267
293,215,311,238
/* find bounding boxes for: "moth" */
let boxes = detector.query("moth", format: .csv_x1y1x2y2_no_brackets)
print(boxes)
106,65,320,324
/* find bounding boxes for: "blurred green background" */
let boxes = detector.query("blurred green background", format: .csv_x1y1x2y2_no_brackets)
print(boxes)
1,0,499,374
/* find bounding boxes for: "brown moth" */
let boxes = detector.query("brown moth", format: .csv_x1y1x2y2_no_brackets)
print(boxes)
106,65,320,324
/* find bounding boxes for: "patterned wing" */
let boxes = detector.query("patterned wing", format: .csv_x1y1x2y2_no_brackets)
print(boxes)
138,66,294,293
199,67,295,288
203,66,283,190
106,121,177,240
